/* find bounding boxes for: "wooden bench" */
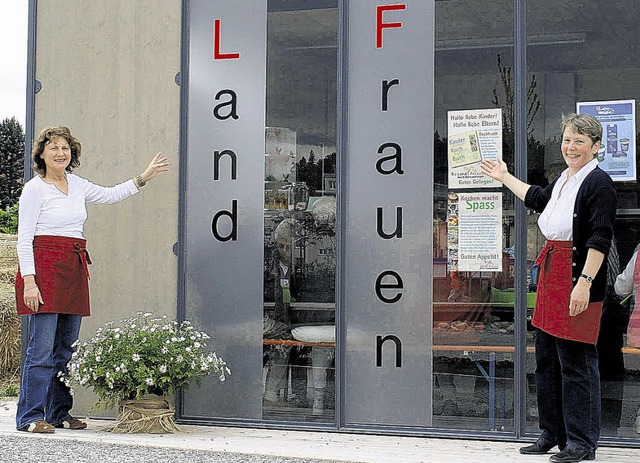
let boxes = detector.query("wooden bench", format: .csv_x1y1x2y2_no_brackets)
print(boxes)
263,340,639,430
433,345,535,430
622,346,640,355
263,339,533,430
263,339,335,348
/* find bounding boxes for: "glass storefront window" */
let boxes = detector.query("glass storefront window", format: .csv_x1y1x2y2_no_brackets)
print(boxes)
527,0,640,441
262,2,338,422
181,1,640,443
433,0,515,432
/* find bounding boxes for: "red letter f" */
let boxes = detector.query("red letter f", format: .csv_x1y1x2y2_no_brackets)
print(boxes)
376,4,406,49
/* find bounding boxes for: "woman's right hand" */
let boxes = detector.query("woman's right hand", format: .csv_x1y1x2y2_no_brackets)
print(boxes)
139,152,170,184
480,159,509,182
23,284,44,312
481,157,531,201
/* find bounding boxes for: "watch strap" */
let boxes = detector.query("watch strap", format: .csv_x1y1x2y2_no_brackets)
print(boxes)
580,273,593,283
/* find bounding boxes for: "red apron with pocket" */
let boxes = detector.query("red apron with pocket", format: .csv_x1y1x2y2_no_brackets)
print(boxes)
15,235,92,316
533,240,603,344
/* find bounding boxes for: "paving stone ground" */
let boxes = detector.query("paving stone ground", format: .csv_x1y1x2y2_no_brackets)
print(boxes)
2,398,640,463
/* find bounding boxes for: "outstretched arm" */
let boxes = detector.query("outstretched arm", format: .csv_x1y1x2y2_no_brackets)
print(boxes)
480,159,531,201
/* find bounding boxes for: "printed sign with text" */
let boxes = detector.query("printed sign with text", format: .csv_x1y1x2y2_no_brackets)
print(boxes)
448,192,503,272
577,100,636,182
448,108,502,189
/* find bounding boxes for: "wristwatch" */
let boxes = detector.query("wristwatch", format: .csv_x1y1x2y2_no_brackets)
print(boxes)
580,273,594,284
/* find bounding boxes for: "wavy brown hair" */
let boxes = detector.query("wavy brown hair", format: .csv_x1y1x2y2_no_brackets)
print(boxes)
31,126,82,175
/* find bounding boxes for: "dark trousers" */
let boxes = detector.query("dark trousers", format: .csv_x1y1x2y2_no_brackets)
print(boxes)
597,294,628,433
535,329,600,452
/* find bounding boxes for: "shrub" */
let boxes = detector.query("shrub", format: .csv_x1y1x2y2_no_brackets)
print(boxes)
0,204,18,234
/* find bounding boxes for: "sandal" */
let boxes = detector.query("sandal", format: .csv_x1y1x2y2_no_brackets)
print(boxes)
22,420,55,433
54,417,87,429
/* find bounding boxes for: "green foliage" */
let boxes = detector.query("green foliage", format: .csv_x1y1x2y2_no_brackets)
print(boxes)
63,312,230,411
296,262,335,303
0,118,25,210
0,203,19,234
0,379,19,397
295,150,337,195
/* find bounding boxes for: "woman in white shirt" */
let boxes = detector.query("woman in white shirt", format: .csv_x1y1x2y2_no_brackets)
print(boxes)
614,246,639,300
482,114,617,463
15,126,169,433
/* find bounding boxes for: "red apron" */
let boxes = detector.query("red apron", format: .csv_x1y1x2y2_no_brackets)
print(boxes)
15,235,92,316
533,240,602,344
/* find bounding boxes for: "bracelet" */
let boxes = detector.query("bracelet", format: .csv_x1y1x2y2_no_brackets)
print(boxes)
25,285,38,291
135,175,146,187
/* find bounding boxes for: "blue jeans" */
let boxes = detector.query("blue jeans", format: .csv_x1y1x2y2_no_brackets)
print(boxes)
16,313,82,430
535,329,600,452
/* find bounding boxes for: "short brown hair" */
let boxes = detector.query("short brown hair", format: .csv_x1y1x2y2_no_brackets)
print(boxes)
31,126,82,175
561,113,602,145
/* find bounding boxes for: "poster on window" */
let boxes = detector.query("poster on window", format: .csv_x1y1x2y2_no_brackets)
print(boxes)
577,100,636,182
447,192,502,272
447,108,502,189
265,127,297,182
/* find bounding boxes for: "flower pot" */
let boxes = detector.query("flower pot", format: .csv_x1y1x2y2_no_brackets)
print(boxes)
108,393,180,434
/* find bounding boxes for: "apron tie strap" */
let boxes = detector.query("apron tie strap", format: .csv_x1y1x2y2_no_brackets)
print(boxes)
72,242,92,280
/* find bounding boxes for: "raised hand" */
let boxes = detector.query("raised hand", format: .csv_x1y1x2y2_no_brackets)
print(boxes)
139,153,170,184
480,158,509,182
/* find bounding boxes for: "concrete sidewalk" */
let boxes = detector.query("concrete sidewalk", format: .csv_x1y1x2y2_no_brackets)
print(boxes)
2,398,640,463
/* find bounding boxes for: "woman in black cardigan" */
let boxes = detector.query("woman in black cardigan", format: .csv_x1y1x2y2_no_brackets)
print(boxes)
481,113,617,463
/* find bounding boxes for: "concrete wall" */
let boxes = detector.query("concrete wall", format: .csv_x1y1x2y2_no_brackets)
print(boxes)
33,0,181,412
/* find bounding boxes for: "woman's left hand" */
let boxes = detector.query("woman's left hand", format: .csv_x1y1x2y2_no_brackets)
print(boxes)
139,152,170,184
569,280,590,317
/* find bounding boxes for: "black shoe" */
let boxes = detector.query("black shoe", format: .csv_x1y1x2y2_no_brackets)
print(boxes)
549,447,595,463
519,438,558,455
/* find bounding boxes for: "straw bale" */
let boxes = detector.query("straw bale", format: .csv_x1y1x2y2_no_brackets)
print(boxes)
0,234,18,285
0,283,20,377
0,234,20,377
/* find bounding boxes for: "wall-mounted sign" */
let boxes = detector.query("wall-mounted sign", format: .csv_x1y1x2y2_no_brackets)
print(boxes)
183,0,266,419
447,108,502,189
577,99,636,182
344,0,434,427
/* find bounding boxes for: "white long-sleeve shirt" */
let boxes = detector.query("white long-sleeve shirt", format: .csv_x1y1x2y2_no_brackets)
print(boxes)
615,249,638,298
17,173,139,276
537,158,598,240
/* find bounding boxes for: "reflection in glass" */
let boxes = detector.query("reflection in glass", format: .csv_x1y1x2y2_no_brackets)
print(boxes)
433,0,515,432
527,0,640,441
262,3,337,422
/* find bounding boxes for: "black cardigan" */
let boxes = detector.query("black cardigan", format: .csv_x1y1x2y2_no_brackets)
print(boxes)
524,166,617,302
